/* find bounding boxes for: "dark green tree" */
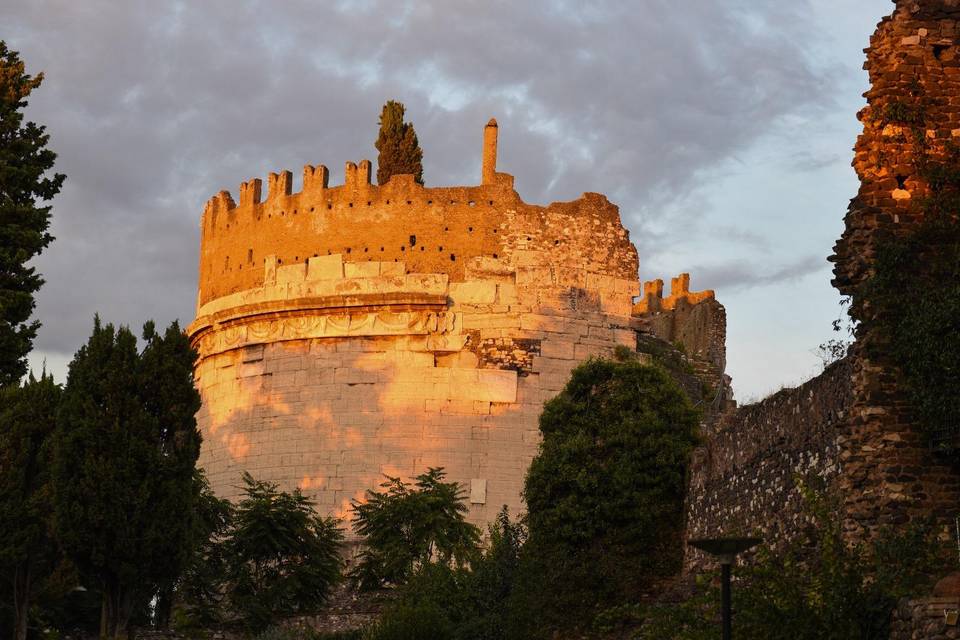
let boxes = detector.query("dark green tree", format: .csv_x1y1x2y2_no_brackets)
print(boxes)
364,507,525,640
516,358,700,636
0,372,61,640
350,467,481,591
375,100,423,186
52,317,202,639
0,41,65,387
173,473,234,630
223,472,343,634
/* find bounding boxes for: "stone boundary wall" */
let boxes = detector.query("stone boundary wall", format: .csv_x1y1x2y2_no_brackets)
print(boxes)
684,358,855,569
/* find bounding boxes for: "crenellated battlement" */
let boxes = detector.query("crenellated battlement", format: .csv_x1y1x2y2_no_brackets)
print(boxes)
194,119,639,307
632,273,715,315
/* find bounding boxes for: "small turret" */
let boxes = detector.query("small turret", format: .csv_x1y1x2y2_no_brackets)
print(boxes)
482,118,498,185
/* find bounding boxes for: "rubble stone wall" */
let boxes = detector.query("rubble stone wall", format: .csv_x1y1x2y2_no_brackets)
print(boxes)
684,358,855,569
829,0,960,542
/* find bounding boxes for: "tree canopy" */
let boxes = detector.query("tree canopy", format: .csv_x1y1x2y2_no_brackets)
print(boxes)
517,357,701,636
375,100,423,186
0,372,61,640
0,41,64,386
52,317,202,639
351,467,480,590
223,472,343,634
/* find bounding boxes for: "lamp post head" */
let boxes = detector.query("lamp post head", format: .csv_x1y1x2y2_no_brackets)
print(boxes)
688,537,763,564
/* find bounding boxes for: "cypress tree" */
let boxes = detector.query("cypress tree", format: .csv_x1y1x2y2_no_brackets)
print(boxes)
0,372,61,640
375,100,424,186
52,317,202,639
0,41,65,387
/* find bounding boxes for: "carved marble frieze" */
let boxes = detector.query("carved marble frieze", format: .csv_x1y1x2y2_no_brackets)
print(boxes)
190,308,462,358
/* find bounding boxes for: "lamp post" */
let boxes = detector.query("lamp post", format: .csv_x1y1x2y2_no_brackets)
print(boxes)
688,537,762,640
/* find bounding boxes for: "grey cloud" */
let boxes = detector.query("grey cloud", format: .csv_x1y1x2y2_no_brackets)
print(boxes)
3,0,842,360
691,254,828,292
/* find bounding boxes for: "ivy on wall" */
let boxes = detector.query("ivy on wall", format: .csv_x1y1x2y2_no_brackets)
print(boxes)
864,140,960,453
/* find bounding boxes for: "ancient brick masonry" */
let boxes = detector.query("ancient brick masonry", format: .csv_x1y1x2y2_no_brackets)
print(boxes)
830,0,960,541
188,120,723,530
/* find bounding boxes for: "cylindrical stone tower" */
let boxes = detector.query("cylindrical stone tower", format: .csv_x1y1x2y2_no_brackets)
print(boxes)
188,120,646,527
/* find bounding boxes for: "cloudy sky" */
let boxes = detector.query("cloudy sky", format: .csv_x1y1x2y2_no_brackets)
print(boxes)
5,0,890,400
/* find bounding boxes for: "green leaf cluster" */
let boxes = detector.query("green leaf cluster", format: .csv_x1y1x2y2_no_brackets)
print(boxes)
350,468,480,590
0,41,65,386
224,472,344,635
363,509,525,640
515,358,700,636
374,101,423,186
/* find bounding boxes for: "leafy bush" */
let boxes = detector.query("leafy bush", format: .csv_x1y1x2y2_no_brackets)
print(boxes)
225,473,344,634
515,358,700,636
637,487,943,640
360,508,525,640
363,602,452,640
350,468,480,590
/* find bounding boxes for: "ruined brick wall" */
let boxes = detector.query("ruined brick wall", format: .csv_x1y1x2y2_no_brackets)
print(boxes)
189,120,686,529
682,0,960,566
829,0,960,541
684,358,855,569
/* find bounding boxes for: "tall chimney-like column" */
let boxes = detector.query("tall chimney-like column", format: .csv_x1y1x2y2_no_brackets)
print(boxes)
482,118,498,185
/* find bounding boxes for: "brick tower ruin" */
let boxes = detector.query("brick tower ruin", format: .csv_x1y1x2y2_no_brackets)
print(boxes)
187,121,726,527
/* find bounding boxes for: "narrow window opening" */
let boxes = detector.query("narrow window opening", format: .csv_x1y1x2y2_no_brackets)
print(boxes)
450,254,456,262
248,249,253,262
934,44,949,60
409,235,417,246
896,175,908,189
